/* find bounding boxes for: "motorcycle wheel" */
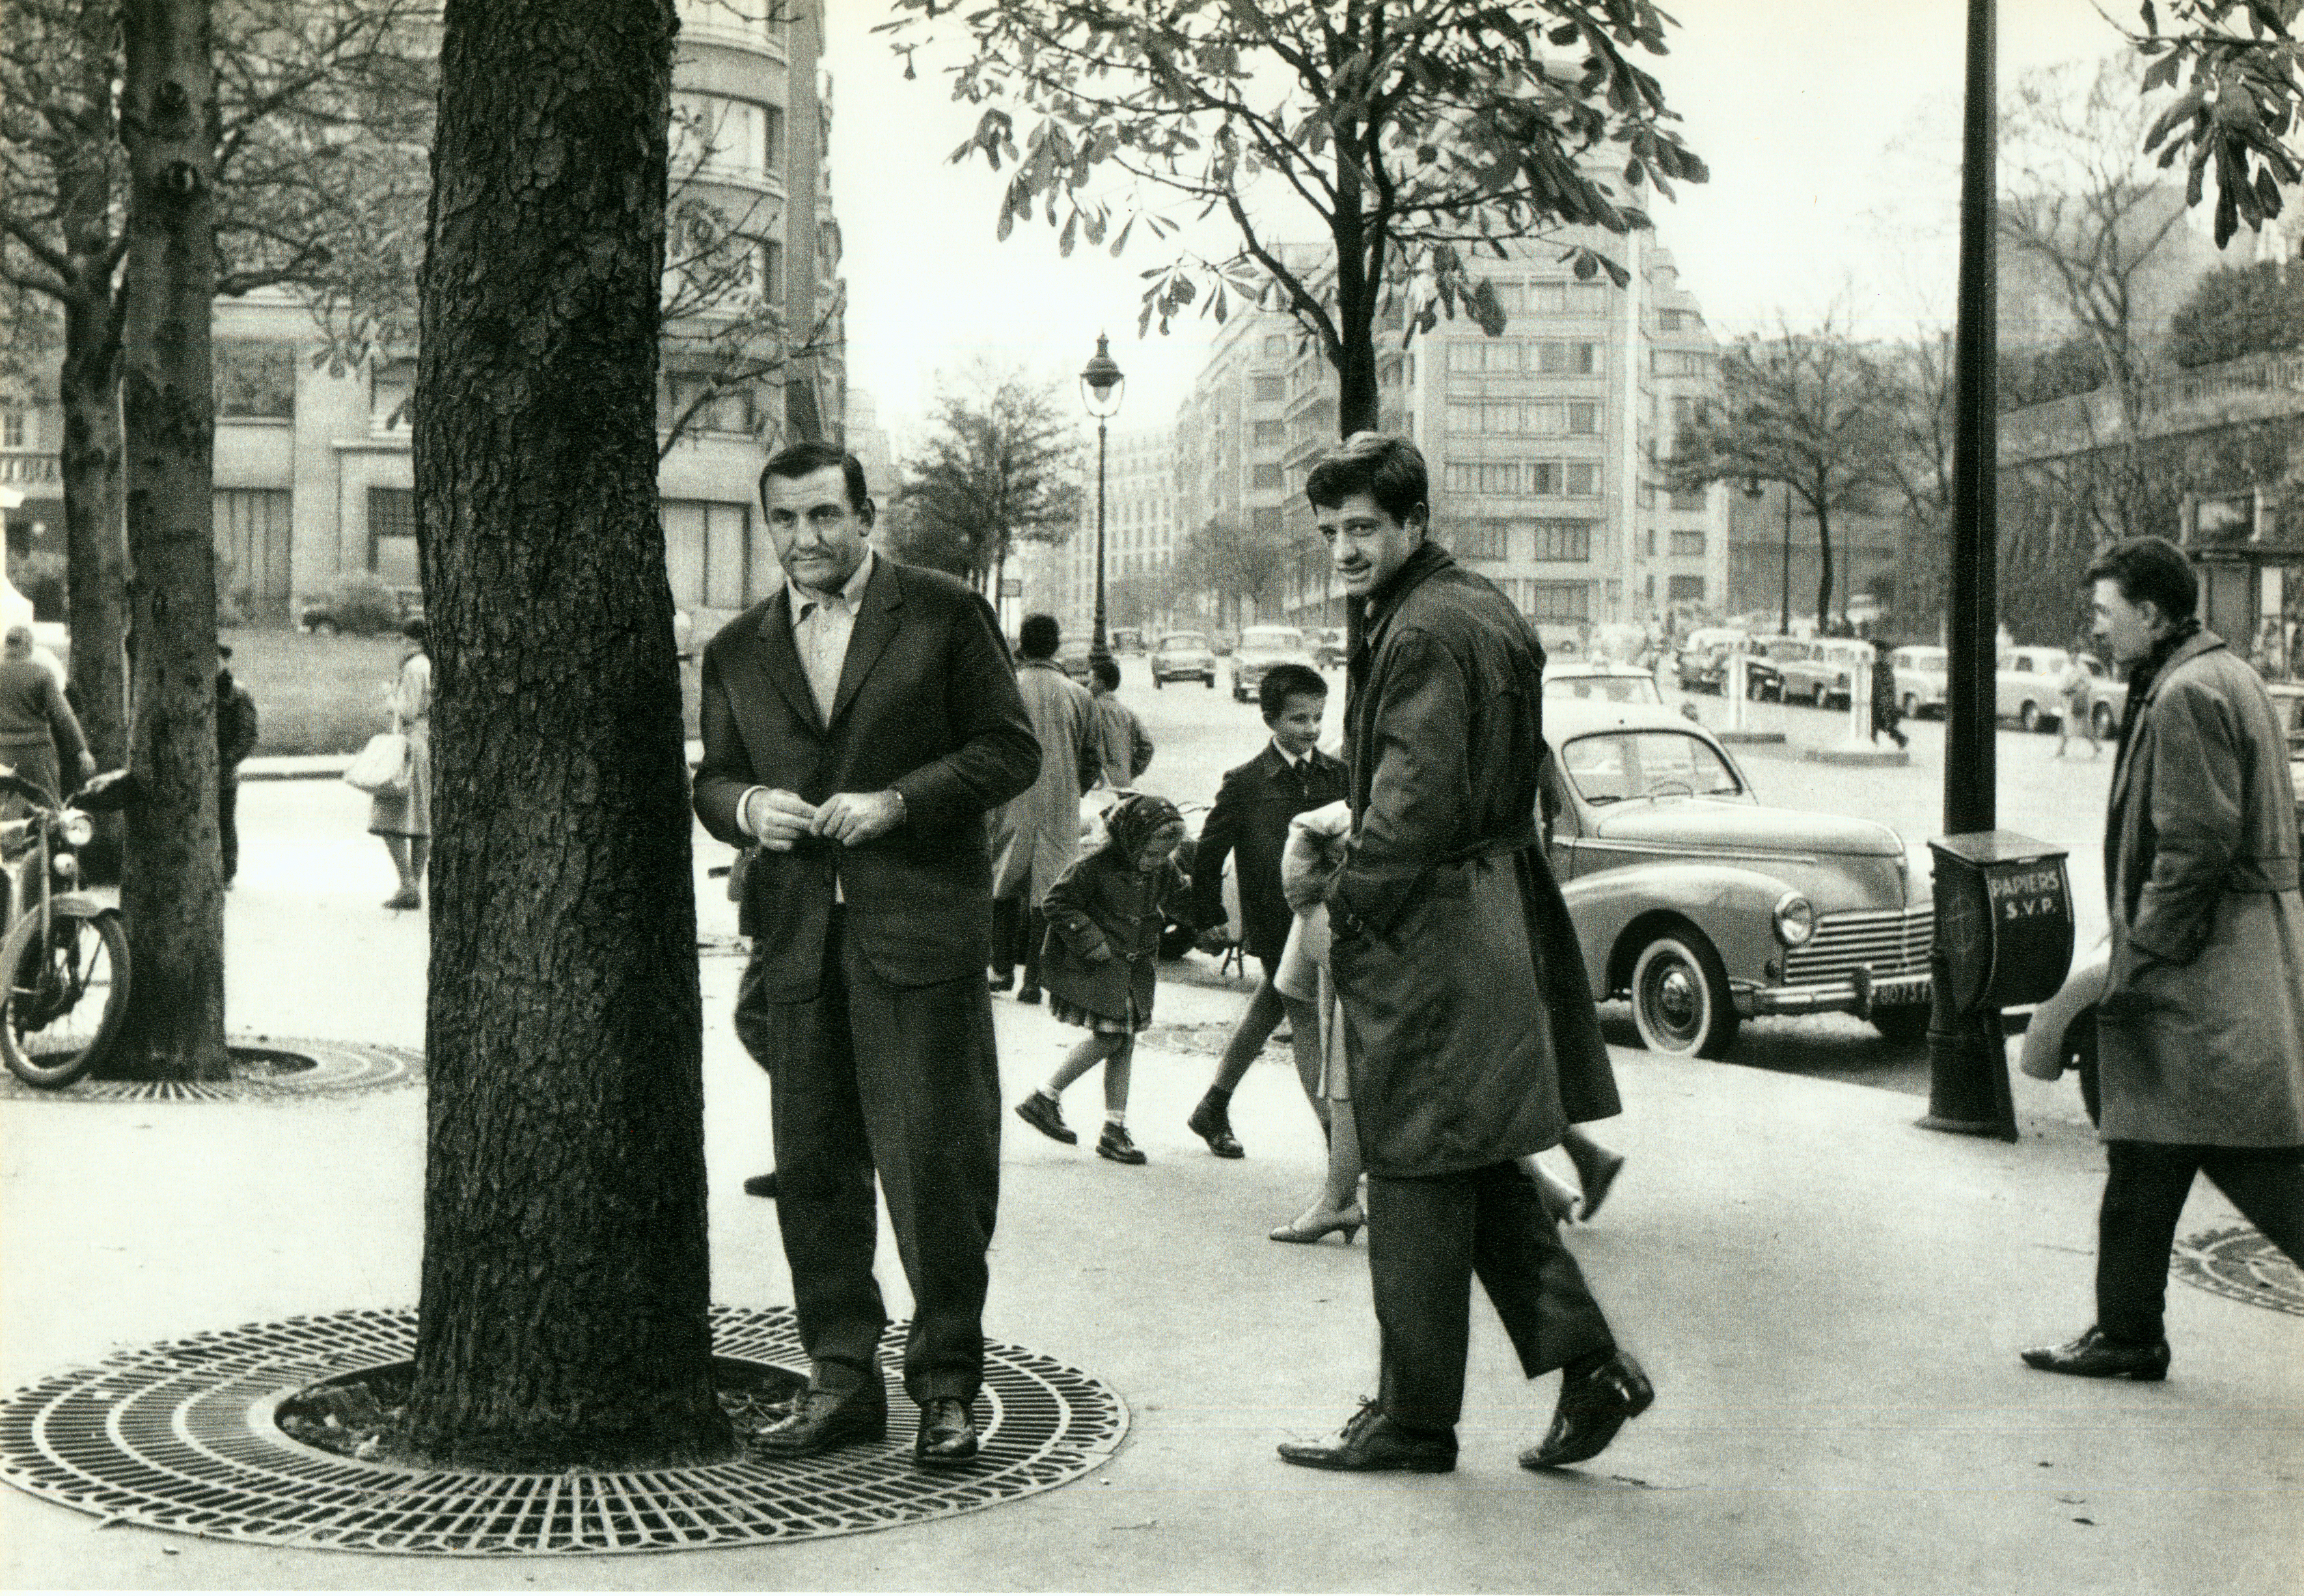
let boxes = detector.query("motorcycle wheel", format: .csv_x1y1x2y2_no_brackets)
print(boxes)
0,905,131,1090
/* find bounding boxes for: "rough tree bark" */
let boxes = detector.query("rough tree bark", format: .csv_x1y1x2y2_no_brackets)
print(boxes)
401,0,733,1470
115,0,228,1080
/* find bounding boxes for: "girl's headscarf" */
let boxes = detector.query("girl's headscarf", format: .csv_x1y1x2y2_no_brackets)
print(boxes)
1102,791,1184,861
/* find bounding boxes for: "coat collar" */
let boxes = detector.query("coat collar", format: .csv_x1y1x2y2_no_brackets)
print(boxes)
1358,538,1453,639
750,554,906,737
2109,627,2226,814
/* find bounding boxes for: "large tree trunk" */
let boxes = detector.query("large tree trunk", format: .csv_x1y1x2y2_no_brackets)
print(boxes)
403,0,733,1472
115,0,228,1081
1812,493,1837,633
56,289,133,883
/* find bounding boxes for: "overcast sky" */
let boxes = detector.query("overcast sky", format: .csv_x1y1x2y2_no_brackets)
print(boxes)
821,0,2186,450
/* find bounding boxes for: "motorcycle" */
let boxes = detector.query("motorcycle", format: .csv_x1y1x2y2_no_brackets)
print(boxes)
0,767,131,1088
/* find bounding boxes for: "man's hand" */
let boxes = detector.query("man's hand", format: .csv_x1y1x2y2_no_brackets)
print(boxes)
811,789,904,847
743,788,819,852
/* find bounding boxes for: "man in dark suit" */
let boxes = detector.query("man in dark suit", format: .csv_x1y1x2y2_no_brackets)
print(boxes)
1183,663,1346,1158
695,443,1039,1467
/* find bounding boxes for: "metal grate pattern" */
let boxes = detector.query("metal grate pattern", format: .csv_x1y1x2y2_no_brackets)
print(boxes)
1781,906,1933,985
2172,1226,2304,1316
0,1038,419,1103
0,1305,1127,1556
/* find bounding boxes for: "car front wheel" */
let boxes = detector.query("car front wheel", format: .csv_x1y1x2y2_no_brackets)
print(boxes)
2094,702,2117,737
2019,700,2042,732
1628,928,1739,1059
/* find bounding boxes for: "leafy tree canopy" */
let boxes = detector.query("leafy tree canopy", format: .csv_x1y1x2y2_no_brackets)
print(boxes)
2168,256,2304,364
2124,0,2301,247
890,370,1082,592
881,0,1704,435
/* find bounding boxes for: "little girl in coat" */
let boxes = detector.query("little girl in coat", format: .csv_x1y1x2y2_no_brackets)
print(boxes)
1013,793,1192,1164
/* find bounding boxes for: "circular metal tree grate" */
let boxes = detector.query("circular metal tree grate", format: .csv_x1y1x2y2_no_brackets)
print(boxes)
0,1038,419,1103
2172,1226,2304,1317
0,1306,1127,1556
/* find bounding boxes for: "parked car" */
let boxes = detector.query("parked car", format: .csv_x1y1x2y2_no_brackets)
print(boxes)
1312,626,1348,669
1888,645,1949,719
1054,639,1096,684
1544,661,1663,706
1673,627,1748,695
1995,646,2079,732
2074,652,2125,737
1731,636,1796,701
299,584,422,636
1109,627,1144,654
1542,701,1934,1058
1774,638,1874,708
1227,625,1317,702
1149,630,1216,688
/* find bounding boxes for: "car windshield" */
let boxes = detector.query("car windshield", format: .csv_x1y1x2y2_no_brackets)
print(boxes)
1241,628,1302,651
1899,649,1947,669
1159,634,1207,650
1546,674,1662,704
1561,731,1745,805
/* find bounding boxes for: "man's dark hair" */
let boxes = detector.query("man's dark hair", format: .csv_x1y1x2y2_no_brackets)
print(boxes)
1091,655,1121,691
1259,663,1327,719
2085,536,2197,622
760,441,871,516
402,616,428,647
1304,432,1427,527
1019,613,1060,659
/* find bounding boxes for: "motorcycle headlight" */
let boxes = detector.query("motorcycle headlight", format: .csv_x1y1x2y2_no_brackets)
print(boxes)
1772,892,1817,946
59,810,93,847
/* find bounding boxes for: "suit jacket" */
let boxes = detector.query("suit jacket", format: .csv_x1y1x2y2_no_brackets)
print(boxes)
695,558,1040,1000
1190,742,1348,959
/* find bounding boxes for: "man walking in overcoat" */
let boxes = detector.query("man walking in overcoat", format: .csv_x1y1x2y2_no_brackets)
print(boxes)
988,613,1097,1002
696,443,1039,1465
2023,536,2304,1381
1277,433,1652,1475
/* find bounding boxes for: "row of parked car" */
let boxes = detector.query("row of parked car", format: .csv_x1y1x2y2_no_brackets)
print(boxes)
1674,629,2127,734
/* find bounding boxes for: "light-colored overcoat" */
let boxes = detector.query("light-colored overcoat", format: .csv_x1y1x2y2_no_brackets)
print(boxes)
1327,542,1619,1178
2098,628,2304,1146
991,659,1097,905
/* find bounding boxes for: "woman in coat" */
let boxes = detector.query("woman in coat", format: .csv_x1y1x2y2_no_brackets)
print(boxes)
368,617,432,910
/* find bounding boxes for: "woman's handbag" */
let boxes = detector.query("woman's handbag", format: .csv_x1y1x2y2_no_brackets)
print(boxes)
343,731,411,797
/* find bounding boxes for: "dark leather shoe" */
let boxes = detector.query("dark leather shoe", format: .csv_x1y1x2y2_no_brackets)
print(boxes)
2020,1326,2170,1381
1522,1349,1654,1469
1278,1401,1455,1473
741,1171,778,1200
1186,1098,1245,1157
754,1381,887,1457
1015,1092,1077,1145
1016,985,1043,1004
914,1397,979,1466
987,970,1014,993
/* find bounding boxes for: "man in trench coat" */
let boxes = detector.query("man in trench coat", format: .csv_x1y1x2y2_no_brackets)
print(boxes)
2023,536,2304,1381
988,614,1098,1002
1276,433,1652,1476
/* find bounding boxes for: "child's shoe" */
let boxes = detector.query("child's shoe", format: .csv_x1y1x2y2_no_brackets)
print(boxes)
1095,1123,1147,1165
1015,1092,1077,1146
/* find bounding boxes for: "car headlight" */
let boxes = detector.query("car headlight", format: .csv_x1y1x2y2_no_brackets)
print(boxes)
1772,892,1816,946
60,810,93,847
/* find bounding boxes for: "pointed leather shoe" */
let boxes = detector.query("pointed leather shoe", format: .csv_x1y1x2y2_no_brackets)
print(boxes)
754,1381,887,1458
1278,1401,1455,1473
1522,1350,1654,1470
914,1397,980,1466
2020,1327,2170,1381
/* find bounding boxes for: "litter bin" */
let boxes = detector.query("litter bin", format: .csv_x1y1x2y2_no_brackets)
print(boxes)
1922,831,2074,1138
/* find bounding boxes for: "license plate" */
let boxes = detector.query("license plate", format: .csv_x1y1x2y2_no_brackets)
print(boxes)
1869,974,1930,1008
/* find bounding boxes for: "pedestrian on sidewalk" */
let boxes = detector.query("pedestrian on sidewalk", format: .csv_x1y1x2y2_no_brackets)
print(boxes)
989,614,1097,1004
1013,793,1192,1166
2054,649,2100,758
368,618,431,911
1867,642,1907,749
1086,655,1153,790
1181,663,1347,1161
2023,536,2304,1383
215,644,258,887
0,624,91,811
695,443,1038,1466
1277,435,1651,1479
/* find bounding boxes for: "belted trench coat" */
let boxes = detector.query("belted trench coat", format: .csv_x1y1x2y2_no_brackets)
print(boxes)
1327,541,1619,1178
2098,628,2304,1146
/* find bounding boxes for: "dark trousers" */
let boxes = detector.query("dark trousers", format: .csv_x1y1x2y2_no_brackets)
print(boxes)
1366,1160,1616,1431
218,778,239,883
734,909,1003,1404
989,895,1047,989
2096,1140,2304,1343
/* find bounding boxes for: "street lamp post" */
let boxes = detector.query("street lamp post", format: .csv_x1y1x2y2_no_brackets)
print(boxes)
1079,334,1125,667
1780,487,1794,637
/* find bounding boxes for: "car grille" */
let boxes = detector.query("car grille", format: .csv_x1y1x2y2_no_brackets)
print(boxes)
1782,905,1933,985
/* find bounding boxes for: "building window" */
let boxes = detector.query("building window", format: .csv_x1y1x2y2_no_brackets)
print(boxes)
672,92,780,182
1477,462,1522,496
214,340,295,419
1252,504,1285,534
1569,282,1611,314
1261,333,1289,357
214,488,294,605
1670,529,1707,557
1667,574,1707,603
663,373,756,434
1487,281,1524,314
1653,350,1713,378
1529,462,1560,497
663,499,752,610
675,0,780,46
1528,282,1566,313
1253,375,1284,402
1462,519,1509,559
1,410,25,448
1449,338,1526,374
1566,401,1599,435
1253,419,1285,446
1668,483,1707,512
1252,463,1285,490
1565,461,1598,497
1533,519,1593,562
368,487,418,585
1643,528,1657,556
1524,580,1592,622
1537,340,1597,376
759,238,784,305
1658,309,1685,332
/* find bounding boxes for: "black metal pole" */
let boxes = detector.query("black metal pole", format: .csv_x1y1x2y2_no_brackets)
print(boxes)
1924,0,2017,1140
1092,417,1110,665
1780,489,1792,636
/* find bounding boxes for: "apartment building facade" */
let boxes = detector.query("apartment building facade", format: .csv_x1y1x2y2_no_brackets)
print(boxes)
1041,424,1181,638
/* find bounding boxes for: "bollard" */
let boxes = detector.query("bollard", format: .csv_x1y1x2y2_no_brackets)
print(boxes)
1727,648,1748,730
1849,658,1872,743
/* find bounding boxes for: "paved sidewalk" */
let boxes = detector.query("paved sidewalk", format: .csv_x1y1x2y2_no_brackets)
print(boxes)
1,844,2297,1594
